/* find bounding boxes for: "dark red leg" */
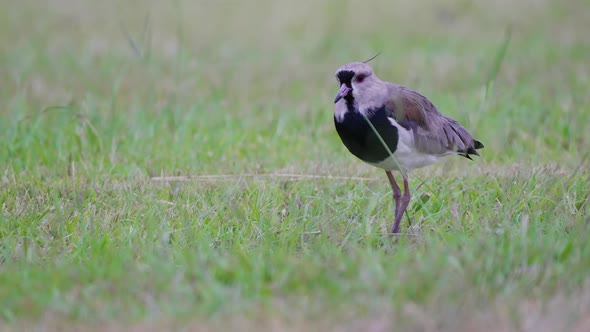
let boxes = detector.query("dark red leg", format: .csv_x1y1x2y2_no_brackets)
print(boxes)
391,175,411,234
385,171,402,216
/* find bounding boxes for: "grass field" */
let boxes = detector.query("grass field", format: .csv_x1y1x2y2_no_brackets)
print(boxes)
1,0,589,330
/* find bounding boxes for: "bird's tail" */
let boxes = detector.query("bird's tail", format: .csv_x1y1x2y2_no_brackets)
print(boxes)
458,140,484,160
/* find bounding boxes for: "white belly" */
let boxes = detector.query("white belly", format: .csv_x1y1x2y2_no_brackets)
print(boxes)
367,149,440,171
367,117,443,172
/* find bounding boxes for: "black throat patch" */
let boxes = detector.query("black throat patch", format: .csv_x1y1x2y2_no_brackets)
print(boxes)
336,70,355,103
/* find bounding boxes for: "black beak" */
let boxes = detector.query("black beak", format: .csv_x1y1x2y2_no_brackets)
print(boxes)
334,84,352,103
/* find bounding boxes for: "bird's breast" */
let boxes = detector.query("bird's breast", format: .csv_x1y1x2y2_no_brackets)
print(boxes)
334,106,399,164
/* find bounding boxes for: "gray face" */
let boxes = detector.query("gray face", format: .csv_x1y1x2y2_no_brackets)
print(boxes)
334,63,375,104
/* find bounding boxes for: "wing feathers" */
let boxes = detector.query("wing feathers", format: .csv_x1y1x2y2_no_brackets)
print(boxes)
385,83,483,157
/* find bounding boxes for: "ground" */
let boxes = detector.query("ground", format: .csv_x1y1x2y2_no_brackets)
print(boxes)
1,0,589,331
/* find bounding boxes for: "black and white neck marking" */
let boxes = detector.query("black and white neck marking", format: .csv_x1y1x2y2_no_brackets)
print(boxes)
334,104,400,165
334,70,357,122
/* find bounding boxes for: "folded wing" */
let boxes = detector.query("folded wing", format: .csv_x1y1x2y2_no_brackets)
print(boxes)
384,84,484,158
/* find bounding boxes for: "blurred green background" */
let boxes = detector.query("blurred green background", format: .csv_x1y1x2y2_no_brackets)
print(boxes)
1,0,589,330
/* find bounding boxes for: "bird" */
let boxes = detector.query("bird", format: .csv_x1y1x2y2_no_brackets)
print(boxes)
333,60,484,234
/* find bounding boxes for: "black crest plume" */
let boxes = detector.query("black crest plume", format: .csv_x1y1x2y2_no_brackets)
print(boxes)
363,52,382,63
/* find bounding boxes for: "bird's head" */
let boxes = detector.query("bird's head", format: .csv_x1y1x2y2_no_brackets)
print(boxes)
334,62,378,104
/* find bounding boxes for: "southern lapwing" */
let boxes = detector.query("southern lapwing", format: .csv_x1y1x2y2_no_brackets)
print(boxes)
333,61,484,234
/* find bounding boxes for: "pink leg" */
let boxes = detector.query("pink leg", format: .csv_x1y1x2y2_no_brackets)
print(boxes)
391,175,411,234
385,171,402,216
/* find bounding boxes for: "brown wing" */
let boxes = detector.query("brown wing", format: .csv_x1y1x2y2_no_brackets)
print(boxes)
384,84,483,157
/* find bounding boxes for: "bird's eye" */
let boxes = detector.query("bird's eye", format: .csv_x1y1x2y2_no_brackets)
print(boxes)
356,75,366,83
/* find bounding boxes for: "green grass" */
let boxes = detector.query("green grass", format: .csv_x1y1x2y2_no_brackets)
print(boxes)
1,0,590,330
